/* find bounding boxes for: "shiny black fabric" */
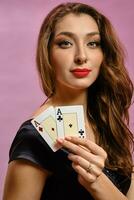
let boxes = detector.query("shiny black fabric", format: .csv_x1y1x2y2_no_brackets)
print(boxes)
9,120,131,199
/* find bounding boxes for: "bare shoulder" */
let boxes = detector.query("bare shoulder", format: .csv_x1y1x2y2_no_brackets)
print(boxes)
3,160,51,200
126,167,134,200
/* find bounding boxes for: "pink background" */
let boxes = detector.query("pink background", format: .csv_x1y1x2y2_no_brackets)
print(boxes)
0,0,134,198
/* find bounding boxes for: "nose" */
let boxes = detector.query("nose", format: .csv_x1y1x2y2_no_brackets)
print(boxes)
74,56,87,65
74,46,87,65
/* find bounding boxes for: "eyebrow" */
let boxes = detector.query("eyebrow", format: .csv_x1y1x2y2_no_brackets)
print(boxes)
55,31,100,38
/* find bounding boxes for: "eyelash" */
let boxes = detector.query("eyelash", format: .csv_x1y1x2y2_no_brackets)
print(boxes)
56,40,101,49
87,41,101,48
57,40,72,48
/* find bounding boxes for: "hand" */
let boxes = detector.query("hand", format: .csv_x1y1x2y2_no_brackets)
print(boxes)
57,136,107,189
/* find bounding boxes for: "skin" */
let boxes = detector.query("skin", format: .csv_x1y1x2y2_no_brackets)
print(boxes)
3,13,134,200
50,14,103,91
57,136,134,200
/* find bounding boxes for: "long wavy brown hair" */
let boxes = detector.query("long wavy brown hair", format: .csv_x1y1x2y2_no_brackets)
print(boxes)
36,2,134,176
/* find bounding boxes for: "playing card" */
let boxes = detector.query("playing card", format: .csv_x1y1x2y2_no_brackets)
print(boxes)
55,105,86,139
31,106,60,152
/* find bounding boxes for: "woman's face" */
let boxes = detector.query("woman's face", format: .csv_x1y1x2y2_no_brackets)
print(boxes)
49,13,103,91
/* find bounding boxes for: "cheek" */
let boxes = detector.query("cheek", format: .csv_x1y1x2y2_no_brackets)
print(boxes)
92,56,103,75
50,53,62,71
92,50,103,63
50,50,73,74
92,51,103,75
50,55,66,78
97,51,103,65
50,50,69,67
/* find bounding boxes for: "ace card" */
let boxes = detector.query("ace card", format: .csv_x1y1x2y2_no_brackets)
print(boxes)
31,106,60,151
55,105,86,139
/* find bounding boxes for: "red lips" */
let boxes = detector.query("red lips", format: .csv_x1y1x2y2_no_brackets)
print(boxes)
71,68,91,78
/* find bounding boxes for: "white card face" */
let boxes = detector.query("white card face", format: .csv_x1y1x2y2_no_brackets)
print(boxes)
31,106,60,152
55,105,86,139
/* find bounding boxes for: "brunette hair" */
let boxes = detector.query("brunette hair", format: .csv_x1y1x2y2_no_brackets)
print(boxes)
36,2,134,176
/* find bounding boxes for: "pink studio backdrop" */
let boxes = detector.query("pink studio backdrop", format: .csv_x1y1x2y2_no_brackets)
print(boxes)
0,0,134,197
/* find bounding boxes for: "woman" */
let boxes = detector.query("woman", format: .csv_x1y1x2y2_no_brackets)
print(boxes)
3,2,134,200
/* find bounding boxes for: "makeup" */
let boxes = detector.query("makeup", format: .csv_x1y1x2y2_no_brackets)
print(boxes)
71,68,91,78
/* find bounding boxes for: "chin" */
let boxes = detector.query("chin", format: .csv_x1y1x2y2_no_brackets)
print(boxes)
69,84,90,91
57,79,94,91
72,82,95,90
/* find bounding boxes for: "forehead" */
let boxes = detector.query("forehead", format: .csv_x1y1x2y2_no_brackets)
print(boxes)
54,13,99,35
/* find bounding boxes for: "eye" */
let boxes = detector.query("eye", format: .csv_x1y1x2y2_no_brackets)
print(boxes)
57,40,72,49
87,41,101,49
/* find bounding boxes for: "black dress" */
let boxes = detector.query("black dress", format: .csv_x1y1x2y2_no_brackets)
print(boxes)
9,120,131,200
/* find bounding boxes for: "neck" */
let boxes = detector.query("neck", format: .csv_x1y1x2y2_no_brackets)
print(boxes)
50,86,88,114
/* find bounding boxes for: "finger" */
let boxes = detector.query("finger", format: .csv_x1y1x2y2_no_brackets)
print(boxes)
72,162,97,183
57,139,105,169
86,163,102,177
68,154,102,177
57,138,91,161
65,136,107,158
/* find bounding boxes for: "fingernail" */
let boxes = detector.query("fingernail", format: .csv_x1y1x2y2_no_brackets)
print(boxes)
68,153,73,159
65,136,71,140
57,138,64,143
